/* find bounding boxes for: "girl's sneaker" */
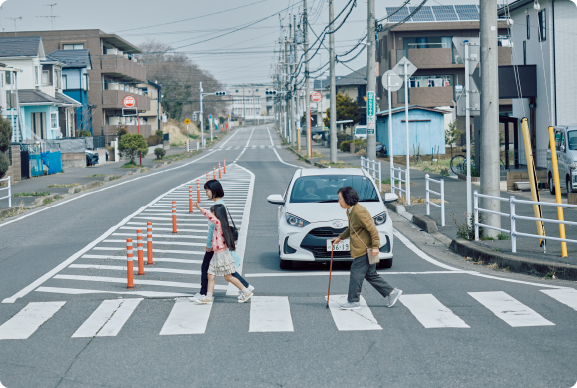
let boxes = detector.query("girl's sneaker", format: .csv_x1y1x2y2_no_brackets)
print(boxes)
190,293,204,302
238,290,253,303
195,295,213,304
237,285,255,299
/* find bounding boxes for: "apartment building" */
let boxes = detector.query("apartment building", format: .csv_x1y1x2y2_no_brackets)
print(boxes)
17,29,151,142
230,84,271,119
137,80,163,132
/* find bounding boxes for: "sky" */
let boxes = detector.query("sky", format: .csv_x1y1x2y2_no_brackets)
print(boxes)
0,0,477,87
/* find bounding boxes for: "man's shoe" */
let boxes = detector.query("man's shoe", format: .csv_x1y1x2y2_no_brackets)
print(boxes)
238,290,254,303
195,295,213,304
387,288,403,308
339,301,362,310
237,285,255,299
190,293,204,302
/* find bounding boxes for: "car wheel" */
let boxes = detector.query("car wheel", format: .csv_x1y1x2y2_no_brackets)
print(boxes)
378,258,393,269
549,175,555,195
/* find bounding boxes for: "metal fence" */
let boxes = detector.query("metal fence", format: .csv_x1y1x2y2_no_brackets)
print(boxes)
0,176,11,207
390,167,408,199
92,136,105,149
425,174,445,226
361,156,382,192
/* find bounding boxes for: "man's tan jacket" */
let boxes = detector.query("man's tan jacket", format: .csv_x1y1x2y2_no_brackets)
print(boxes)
338,204,380,259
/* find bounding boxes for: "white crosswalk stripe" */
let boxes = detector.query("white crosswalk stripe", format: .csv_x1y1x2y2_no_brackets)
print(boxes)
160,298,213,335
0,302,66,340
249,296,294,332
326,295,382,331
399,294,470,328
540,288,577,312
72,298,142,338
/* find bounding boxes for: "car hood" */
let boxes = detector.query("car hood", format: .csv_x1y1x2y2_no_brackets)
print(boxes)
286,202,385,223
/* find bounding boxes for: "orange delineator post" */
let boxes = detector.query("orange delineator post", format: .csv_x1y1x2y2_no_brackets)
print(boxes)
206,172,209,182
224,160,226,174
172,201,177,234
126,239,134,289
197,179,201,202
146,222,153,265
218,162,222,179
137,229,144,276
213,166,216,180
189,186,193,213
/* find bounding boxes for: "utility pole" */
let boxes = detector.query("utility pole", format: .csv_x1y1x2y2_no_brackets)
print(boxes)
480,0,500,237
366,0,376,160
294,14,301,151
199,81,204,147
289,19,296,146
292,14,298,147
304,0,312,157
329,0,337,163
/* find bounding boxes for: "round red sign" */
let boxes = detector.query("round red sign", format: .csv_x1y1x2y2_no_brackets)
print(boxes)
123,95,136,108
310,91,322,103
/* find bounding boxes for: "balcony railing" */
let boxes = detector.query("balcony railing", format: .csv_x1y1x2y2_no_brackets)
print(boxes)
396,48,462,66
102,90,151,111
95,55,146,82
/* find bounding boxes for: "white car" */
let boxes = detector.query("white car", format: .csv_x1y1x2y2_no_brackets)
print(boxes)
267,168,398,269
354,125,367,139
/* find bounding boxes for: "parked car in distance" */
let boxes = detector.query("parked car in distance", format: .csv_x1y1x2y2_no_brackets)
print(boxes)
267,168,398,270
354,125,367,139
547,125,577,195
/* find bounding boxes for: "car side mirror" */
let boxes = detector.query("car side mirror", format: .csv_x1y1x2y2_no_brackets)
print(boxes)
560,145,566,152
382,193,398,203
267,194,285,205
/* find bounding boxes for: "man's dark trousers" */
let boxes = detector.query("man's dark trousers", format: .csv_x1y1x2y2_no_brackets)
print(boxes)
200,250,249,295
347,254,394,303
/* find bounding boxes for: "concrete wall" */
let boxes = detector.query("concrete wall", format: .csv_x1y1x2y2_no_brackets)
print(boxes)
61,152,86,169
3,145,21,183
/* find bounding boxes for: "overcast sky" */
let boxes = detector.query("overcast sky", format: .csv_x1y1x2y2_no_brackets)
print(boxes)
1,0,477,87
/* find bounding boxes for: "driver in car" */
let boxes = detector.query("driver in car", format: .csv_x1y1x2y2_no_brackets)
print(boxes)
302,180,319,199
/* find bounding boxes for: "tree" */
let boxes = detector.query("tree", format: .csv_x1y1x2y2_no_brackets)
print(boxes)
78,129,91,137
0,116,12,179
323,93,361,128
445,119,461,157
119,133,148,164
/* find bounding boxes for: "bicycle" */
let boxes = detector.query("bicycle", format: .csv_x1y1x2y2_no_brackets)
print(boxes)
450,154,506,175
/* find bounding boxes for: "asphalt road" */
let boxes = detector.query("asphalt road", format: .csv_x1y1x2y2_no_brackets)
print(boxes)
0,126,576,388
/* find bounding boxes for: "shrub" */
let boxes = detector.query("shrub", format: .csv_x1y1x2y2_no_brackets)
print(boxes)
147,135,162,147
155,129,163,138
119,133,148,164
0,115,12,179
116,126,129,137
154,148,166,160
0,153,9,179
78,129,91,137
340,140,353,152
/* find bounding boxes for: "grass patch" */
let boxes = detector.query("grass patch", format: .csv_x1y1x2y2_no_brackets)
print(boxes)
13,191,51,197
42,195,63,205
121,162,139,169
397,196,446,206
47,183,80,188
86,174,106,177
187,133,199,139
487,262,500,269
497,233,511,240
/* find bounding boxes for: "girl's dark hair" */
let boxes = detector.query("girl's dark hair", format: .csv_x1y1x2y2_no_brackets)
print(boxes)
204,180,224,199
338,186,359,206
210,204,236,251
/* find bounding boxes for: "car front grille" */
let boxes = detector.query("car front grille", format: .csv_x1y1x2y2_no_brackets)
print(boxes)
307,227,347,237
301,227,350,259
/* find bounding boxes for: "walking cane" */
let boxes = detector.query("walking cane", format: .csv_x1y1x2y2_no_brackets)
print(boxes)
326,242,335,309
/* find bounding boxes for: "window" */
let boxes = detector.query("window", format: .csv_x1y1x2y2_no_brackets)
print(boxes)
403,36,453,49
55,70,61,89
5,71,11,85
62,75,67,90
526,15,530,39
289,175,379,204
255,89,259,92
63,44,84,50
34,66,41,86
523,41,527,65
235,90,239,93
83,74,90,91
51,112,58,129
538,9,546,41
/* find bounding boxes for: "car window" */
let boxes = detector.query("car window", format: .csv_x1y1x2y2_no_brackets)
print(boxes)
555,131,561,151
289,175,379,203
356,128,367,134
560,132,566,150
567,130,577,151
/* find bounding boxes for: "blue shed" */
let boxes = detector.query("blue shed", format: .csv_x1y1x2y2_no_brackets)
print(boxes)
376,105,447,156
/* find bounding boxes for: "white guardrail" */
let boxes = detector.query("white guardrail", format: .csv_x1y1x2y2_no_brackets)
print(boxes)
390,166,408,201
425,174,445,226
360,156,382,192
0,176,11,208
473,190,577,252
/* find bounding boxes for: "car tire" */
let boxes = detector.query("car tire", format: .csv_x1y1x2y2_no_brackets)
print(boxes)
549,175,555,195
378,258,393,269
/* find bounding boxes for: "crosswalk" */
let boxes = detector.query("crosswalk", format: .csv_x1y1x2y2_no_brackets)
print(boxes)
1,289,576,340
216,145,286,151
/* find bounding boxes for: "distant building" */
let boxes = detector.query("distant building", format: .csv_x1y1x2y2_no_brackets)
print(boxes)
137,80,163,132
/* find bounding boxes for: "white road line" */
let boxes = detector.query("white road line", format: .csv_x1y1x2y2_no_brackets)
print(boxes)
266,127,302,168
219,127,243,148
92,248,205,255
72,298,142,338
68,264,202,275
132,216,240,223
81,254,202,264
540,289,577,312
112,233,207,239
160,298,213,335
103,240,204,247
0,301,66,340
244,270,470,277
326,295,382,331
266,127,274,146
53,274,228,290
119,226,207,233
35,287,193,298
399,294,470,328
468,291,555,327
245,127,256,147
249,296,294,332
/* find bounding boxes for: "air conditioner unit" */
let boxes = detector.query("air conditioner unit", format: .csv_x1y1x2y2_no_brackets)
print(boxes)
108,83,119,90
109,117,121,125
106,48,118,55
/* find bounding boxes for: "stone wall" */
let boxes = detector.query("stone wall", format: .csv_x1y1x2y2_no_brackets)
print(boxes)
3,145,21,183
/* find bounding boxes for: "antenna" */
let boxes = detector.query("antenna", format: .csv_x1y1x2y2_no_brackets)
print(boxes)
6,16,22,36
36,3,59,30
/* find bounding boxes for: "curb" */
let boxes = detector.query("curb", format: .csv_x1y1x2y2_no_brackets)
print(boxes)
287,147,327,168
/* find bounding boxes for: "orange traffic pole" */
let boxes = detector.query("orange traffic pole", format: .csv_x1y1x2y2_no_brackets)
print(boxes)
137,229,144,275
224,159,226,174
206,172,209,182
218,162,222,179
189,186,193,213
213,166,216,180
146,222,153,265
172,201,177,234
126,239,134,288
197,179,201,202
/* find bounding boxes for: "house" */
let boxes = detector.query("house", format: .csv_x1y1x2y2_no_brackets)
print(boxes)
376,105,447,156
48,49,93,135
498,0,576,154
0,36,81,143
137,80,163,132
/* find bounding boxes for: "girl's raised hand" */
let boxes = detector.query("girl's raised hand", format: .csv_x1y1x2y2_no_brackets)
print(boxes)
194,202,202,210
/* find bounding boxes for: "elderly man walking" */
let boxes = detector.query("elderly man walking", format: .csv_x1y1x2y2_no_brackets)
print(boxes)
331,186,402,310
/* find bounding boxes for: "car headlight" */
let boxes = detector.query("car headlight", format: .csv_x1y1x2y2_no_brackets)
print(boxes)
570,162,577,170
373,211,387,225
286,213,310,228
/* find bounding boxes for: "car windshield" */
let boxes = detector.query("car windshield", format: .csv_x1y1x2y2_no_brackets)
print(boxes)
568,130,577,150
290,175,379,203
355,128,367,134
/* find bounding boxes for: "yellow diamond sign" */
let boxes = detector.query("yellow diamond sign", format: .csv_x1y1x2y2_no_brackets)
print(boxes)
184,118,191,125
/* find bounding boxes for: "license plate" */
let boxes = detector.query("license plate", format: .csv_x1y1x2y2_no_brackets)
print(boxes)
327,239,350,251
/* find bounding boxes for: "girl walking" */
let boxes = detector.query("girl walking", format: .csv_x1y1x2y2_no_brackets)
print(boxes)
194,201,254,304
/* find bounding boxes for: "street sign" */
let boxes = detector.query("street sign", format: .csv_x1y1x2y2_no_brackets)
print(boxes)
310,91,322,103
366,91,376,135
184,118,191,125
382,70,403,92
456,76,481,116
123,95,136,108
392,57,417,77
452,37,480,75
208,114,212,119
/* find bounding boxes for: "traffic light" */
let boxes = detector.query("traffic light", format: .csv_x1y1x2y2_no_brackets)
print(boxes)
215,91,226,96
266,90,278,95
193,113,197,121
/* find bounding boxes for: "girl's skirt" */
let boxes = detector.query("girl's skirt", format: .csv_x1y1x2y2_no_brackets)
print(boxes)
208,249,236,276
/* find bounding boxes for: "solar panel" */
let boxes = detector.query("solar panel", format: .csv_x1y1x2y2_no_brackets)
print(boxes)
409,6,435,22
431,5,458,21
455,4,480,20
385,6,411,23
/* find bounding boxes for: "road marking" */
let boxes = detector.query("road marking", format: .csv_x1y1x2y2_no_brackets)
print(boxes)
249,296,294,332
35,287,193,298
68,264,202,275
112,233,206,239
160,297,213,335
119,226,207,233
0,301,66,340
102,240,204,247
72,298,142,338
326,295,382,331
540,289,577,311
267,127,302,168
53,274,228,290
219,127,244,148
81,254,202,264
92,247,204,255
244,270,470,277
469,291,555,327
399,294,470,328
234,147,247,162
245,127,256,147
266,127,274,146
